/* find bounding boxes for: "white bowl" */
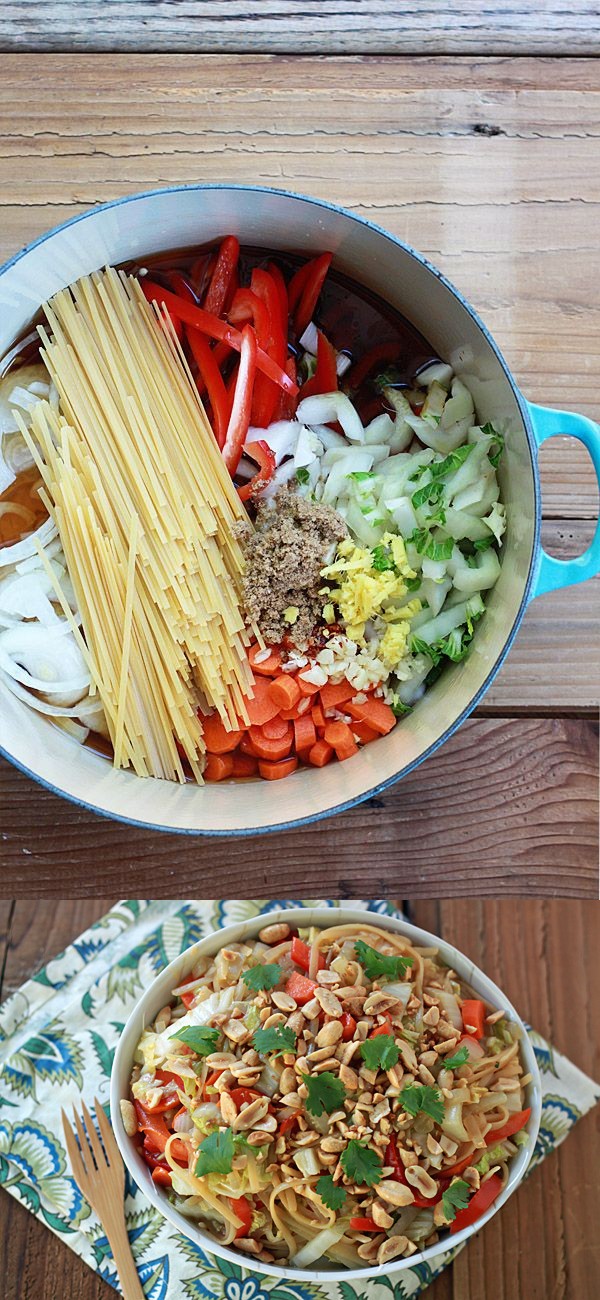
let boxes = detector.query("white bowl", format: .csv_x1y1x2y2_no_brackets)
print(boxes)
110,905,542,1284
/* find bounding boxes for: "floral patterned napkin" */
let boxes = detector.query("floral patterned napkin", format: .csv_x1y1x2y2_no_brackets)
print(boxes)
0,899,598,1300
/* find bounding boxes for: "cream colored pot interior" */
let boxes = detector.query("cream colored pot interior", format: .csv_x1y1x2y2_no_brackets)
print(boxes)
0,187,536,832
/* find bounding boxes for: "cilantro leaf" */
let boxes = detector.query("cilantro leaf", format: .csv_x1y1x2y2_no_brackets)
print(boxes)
195,1127,234,1177
354,940,414,982
242,963,281,992
401,1084,445,1125
302,1071,347,1117
296,467,310,485
359,1034,399,1071
316,1174,347,1211
443,1045,469,1071
171,1025,220,1057
441,1178,471,1222
252,1025,297,1055
340,1139,383,1187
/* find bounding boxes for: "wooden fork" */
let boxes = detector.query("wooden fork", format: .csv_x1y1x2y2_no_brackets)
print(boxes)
62,1097,145,1300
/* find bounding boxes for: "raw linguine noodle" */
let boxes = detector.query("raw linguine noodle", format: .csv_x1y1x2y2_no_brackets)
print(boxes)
18,268,257,781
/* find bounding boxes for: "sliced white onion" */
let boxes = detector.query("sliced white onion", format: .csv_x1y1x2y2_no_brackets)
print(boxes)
0,622,89,695
296,392,364,443
438,990,463,1031
0,332,39,380
380,981,412,1009
299,321,319,354
0,669,94,718
244,420,300,466
0,571,63,625
0,514,58,567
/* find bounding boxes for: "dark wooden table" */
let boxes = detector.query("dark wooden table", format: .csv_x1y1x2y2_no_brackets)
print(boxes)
0,53,598,896
1,898,599,1300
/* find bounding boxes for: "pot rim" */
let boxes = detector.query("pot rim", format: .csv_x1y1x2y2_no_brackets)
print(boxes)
0,183,542,833
110,903,542,1284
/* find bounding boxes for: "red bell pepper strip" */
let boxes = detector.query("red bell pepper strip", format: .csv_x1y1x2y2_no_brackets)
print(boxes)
140,283,297,395
204,236,240,316
237,440,276,502
461,999,486,1040
250,267,288,427
222,325,257,474
229,288,271,344
279,1108,302,1135
228,1087,261,1109
300,329,338,399
266,261,289,336
180,989,196,1010
165,269,198,303
290,935,326,973
346,341,402,391
186,327,229,448
385,1133,444,1207
151,1166,172,1187
230,1194,253,1238
140,279,184,341
273,357,298,422
435,1151,476,1179
340,1013,357,1041
484,1108,531,1146
285,970,319,1005
450,1173,503,1233
349,1216,379,1231
289,252,333,337
370,1015,393,1038
191,251,217,300
134,1102,170,1152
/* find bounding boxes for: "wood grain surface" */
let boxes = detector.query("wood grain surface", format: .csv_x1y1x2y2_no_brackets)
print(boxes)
1,898,598,1300
2,1,600,56
0,54,598,895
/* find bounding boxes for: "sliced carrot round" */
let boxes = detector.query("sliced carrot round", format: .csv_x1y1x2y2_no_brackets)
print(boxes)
323,720,359,761
296,676,321,697
201,712,244,753
243,675,281,726
261,714,290,740
307,739,333,767
268,674,302,711
248,644,283,676
294,715,317,754
320,678,354,710
204,753,234,781
231,751,258,777
258,757,298,780
249,725,293,761
345,695,396,735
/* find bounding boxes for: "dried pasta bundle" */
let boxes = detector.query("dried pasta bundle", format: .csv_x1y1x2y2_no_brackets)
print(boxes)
21,268,255,782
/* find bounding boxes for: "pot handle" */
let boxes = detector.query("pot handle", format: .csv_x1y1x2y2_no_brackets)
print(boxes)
527,401,600,597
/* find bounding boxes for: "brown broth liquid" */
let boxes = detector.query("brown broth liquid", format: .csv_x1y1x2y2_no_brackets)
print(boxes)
2,241,439,770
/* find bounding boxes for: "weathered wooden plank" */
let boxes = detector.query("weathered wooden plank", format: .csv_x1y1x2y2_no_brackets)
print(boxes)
411,900,600,1299
1,3,600,56
0,718,597,897
1,58,598,517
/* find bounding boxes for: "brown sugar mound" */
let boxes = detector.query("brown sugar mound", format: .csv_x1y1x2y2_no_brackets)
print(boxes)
242,487,348,649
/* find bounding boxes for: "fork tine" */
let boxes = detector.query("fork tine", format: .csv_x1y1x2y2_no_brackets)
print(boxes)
94,1097,121,1166
72,1104,92,1174
62,1109,88,1190
81,1098,109,1170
